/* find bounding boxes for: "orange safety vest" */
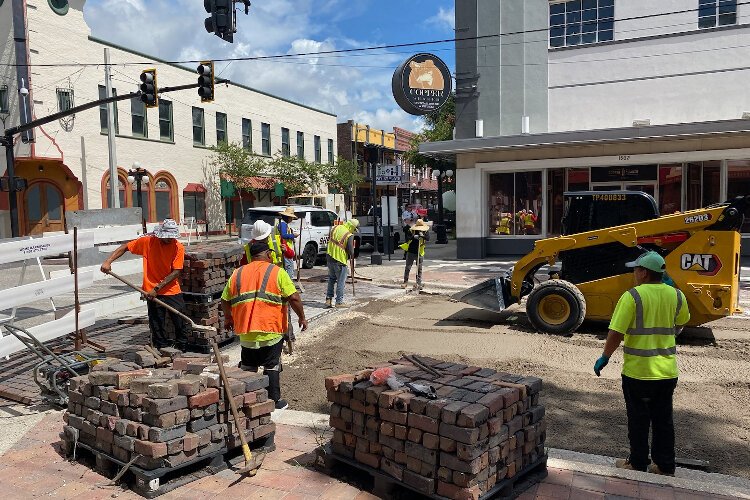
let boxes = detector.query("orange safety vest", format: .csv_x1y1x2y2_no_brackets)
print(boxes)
226,261,288,346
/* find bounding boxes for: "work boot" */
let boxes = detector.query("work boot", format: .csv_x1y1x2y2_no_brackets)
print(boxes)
615,458,647,472
401,281,409,289
336,302,351,308
325,298,333,308
266,370,287,410
647,463,675,476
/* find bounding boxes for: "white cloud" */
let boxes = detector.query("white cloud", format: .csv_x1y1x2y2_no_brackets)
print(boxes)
426,7,455,32
353,108,423,133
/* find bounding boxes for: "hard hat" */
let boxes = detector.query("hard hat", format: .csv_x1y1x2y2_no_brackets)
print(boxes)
346,219,360,231
240,220,273,244
625,251,666,273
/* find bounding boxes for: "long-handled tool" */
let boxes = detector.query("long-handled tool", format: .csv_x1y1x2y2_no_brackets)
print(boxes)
211,340,265,475
105,271,217,334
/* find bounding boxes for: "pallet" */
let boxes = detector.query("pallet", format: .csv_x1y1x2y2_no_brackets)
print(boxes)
180,334,237,354
182,290,223,304
321,444,547,500
69,432,275,498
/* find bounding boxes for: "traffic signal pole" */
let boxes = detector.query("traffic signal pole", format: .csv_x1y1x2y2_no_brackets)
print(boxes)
1,134,19,238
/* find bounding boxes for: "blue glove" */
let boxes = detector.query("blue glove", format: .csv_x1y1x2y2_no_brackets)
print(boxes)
594,355,610,377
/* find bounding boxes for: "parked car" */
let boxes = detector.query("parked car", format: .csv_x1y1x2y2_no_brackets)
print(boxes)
240,206,360,268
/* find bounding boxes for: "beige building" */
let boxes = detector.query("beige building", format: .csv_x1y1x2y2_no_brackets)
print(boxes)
0,0,337,237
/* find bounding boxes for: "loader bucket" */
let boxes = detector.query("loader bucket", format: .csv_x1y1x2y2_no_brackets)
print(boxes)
451,278,512,313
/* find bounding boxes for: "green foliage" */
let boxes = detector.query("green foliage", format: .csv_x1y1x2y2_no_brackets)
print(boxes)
268,152,325,197
209,141,264,213
324,156,363,202
403,94,455,169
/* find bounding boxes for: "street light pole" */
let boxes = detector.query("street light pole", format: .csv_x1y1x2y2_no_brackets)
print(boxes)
128,163,149,225
2,133,19,237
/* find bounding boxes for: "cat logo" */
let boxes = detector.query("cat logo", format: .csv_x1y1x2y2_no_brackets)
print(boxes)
680,253,722,276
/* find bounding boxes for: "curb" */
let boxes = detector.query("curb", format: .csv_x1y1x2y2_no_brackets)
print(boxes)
272,410,750,499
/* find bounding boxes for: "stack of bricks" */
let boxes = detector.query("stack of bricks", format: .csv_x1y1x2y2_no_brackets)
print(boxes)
60,353,275,471
167,242,245,347
325,357,546,499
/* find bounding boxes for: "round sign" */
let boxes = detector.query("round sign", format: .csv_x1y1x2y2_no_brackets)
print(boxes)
392,53,452,116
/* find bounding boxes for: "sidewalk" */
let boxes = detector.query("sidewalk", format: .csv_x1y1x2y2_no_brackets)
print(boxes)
0,409,747,500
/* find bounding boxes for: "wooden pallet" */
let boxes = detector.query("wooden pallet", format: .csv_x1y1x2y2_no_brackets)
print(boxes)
181,334,237,354
182,290,224,304
321,444,547,500
69,432,275,498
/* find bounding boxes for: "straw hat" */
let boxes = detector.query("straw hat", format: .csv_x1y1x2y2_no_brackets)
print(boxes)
278,206,298,219
411,219,430,232
154,219,180,239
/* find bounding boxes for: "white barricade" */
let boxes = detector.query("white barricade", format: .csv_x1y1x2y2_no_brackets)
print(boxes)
0,309,96,358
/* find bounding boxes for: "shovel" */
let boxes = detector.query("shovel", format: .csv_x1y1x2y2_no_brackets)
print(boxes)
105,271,217,334
211,340,265,475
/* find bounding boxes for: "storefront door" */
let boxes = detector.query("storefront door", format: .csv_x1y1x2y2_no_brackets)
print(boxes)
24,182,64,235
591,181,657,198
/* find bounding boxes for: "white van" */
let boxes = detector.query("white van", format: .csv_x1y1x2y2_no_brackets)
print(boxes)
240,205,360,268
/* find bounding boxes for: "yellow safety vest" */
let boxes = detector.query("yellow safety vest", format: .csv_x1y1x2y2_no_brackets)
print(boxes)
327,225,352,266
498,216,510,234
244,229,283,266
621,286,686,380
399,236,425,257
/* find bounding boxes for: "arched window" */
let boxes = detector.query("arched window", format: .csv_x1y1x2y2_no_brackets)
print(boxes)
154,175,177,221
103,173,127,208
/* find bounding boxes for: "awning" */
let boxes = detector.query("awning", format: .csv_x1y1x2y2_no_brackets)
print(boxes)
248,177,277,190
183,183,207,193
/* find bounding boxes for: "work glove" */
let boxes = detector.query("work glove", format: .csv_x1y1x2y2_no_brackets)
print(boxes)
594,354,610,377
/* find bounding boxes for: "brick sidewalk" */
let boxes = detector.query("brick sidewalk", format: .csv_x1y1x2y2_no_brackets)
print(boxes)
0,412,734,500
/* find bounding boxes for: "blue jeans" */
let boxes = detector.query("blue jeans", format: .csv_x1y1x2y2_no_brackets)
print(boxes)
326,257,348,304
284,257,296,279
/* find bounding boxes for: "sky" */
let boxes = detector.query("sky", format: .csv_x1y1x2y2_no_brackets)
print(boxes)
83,0,456,133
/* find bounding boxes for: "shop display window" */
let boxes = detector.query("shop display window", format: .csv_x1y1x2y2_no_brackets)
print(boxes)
728,160,750,233
567,168,590,191
658,165,682,215
686,161,721,210
488,171,542,236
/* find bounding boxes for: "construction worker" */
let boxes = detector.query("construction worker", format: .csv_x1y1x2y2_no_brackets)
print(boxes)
399,218,430,290
497,212,512,235
240,220,283,266
517,209,537,235
276,207,298,279
326,219,359,308
221,240,307,410
594,251,690,476
101,219,186,349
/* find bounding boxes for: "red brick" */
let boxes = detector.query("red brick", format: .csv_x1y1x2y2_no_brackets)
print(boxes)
379,389,408,408
246,400,274,418
393,393,414,412
325,374,355,391
477,392,505,415
408,413,440,434
394,424,407,440
379,407,407,425
96,426,114,445
115,370,153,389
183,432,200,452
437,482,480,500
188,388,219,408
407,427,423,443
380,421,394,436
134,439,168,458
354,449,380,469
457,404,489,427
422,433,440,450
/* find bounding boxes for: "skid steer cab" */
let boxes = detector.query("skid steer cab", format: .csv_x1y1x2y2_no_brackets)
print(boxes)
453,192,750,335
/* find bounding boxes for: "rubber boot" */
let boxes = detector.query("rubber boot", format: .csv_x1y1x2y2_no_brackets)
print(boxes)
266,370,288,410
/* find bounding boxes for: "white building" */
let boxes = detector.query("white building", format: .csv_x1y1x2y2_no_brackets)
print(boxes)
0,0,337,237
424,0,750,257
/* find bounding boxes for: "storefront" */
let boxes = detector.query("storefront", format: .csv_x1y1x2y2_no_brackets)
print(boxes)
420,119,750,258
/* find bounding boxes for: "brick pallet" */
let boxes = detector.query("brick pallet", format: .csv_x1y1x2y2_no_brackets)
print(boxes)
60,352,275,496
324,357,547,500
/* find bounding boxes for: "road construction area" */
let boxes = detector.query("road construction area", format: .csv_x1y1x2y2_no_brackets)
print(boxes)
283,292,750,480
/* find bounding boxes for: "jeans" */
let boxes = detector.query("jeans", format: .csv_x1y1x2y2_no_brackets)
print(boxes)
146,293,187,348
404,253,422,286
622,375,678,473
326,257,348,304
284,257,296,279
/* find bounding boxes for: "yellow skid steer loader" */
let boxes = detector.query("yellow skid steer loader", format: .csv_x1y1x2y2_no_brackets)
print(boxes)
453,192,749,335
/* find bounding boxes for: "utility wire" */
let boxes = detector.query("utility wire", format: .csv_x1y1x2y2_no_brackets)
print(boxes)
2,1,749,68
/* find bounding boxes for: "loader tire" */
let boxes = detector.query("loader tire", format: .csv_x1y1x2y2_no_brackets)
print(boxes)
526,279,586,335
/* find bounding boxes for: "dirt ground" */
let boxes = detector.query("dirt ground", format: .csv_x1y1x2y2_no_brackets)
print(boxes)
282,294,750,479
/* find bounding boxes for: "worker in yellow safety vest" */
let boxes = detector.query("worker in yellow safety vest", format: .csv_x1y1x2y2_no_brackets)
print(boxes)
221,240,307,410
594,251,690,477
517,209,537,234
325,219,359,308
497,212,512,235
240,220,283,266
399,218,430,290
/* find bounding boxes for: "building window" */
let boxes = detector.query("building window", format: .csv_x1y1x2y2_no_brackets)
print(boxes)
567,167,590,191
314,135,321,163
0,85,9,113
699,0,737,28
242,118,252,150
131,182,151,221
192,107,205,146
154,177,176,221
184,190,207,222
131,96,147,138
328,139,334,164
686,161,721,210
104,174,127,209
281,127,290,157
658,164,682,215
98,85,119,134
261,122,271,155
56,88,74,112
728,160,750,232
158,100,173,141
488,171,543,236
216,112,227,145
549,0,614,48
297,131,305,159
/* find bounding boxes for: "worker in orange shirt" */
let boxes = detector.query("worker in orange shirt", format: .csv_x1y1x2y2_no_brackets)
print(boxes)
101,219,186,348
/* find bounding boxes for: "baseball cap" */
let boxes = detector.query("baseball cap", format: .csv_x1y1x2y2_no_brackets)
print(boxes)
625,251,666,273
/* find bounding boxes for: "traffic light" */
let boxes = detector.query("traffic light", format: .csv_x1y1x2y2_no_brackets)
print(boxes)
204,0,234,43
139,69,158,108
197,61,215,103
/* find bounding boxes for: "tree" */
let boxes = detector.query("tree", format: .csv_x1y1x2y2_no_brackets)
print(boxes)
208,141,262,215
267,152,324,198
403,94,456,171
324,156,363,207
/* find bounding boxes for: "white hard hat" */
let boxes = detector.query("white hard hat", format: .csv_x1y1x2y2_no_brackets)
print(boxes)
240,220,273,244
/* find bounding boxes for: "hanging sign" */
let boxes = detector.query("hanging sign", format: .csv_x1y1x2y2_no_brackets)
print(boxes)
392,53,452,116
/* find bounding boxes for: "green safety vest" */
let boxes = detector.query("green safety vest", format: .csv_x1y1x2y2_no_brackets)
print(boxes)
399,236,425,257
244,228,283,266
327,225,352,266
621,285,686,380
